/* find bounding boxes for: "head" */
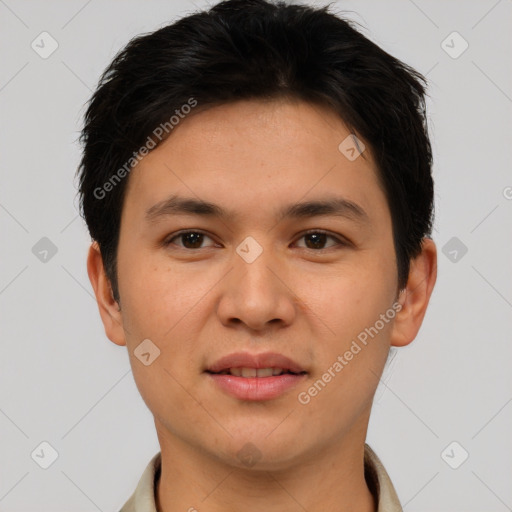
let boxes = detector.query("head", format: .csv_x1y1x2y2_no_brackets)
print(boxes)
80,0,436,469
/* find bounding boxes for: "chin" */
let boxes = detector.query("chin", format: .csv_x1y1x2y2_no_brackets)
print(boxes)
208,426,311,471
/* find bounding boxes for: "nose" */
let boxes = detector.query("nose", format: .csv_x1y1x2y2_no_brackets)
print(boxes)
216,245,298,332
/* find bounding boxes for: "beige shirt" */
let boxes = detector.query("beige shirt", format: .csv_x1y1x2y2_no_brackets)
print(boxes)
119,443,402,512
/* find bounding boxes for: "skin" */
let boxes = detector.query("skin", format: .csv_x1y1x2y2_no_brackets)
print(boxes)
88,98,437,512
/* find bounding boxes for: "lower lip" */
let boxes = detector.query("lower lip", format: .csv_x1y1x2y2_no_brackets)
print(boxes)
207,373,306,401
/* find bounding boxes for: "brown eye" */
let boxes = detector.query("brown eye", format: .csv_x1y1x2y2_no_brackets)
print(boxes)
304,232,327,249
295,231,346,250
180,232,204,248
165,231,215,249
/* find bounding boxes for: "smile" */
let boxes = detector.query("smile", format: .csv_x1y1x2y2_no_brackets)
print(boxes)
212,367,303,377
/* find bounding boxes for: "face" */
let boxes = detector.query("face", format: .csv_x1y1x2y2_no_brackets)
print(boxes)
107,99,404,469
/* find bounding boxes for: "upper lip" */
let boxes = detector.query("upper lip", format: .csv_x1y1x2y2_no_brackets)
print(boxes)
206,352,306,374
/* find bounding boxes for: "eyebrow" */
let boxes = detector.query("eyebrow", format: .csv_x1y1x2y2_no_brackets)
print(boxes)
145,194,369,224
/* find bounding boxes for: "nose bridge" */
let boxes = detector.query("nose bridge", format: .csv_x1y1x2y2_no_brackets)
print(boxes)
234,236,283,301
217,235,296,329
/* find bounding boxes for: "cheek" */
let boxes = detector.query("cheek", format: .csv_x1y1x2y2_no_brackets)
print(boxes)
295,281,394,437
117,256,211,420
299,249,396,399
305,254,396,342
117,251,206,341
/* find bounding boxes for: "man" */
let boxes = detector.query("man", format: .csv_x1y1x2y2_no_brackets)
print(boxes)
78,1,437,510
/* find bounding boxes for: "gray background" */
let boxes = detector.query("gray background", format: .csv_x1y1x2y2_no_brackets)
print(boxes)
1,0,511,510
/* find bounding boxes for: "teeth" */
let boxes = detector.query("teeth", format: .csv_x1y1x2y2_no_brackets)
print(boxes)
256,368,273,377
241,367,257,378
227,367,285,377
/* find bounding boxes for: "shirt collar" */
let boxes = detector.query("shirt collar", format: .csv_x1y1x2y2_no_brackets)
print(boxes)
120,443,402,512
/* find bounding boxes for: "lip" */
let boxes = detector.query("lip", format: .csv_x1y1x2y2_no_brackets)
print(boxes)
207,352,305,374
205,352,307,401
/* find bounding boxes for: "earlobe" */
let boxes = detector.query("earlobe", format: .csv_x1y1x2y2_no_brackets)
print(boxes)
86,242,127,346
390,238,437,347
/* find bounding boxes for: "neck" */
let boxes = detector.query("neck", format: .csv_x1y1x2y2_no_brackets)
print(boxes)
155,424,376,512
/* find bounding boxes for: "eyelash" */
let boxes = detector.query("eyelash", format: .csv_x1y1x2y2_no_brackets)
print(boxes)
163,229,350,251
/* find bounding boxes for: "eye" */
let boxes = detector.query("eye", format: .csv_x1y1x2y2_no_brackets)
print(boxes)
163,229,349,251
164,230,217,249
294,230,348,250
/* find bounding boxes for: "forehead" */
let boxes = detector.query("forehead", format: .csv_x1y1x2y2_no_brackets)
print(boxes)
123,98,387,226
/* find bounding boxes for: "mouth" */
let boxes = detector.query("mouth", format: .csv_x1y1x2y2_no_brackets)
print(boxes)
207,367,306,377
205,352,308,401
206,351,306,375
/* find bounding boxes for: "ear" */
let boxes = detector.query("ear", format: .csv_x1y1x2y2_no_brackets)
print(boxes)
86,242,126,346
390,238,437,347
